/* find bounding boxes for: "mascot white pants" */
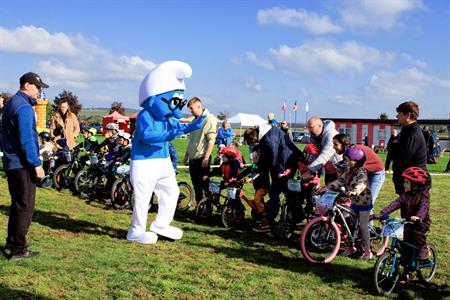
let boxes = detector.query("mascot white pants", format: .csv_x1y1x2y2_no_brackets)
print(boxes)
127,158,182,244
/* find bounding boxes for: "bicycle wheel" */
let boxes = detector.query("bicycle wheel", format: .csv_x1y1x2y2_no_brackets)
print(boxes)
195,197,212,221
40,175,53,188
273,203,295,239
111,177,132,209
417,244,437,283
221,202,245,229
370,223,390,257
176,181,194,212
75,168,95,199
53,164,72,190
299,216,341,264
373,251,399,296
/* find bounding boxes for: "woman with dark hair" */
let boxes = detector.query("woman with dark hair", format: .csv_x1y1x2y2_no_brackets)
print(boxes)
50,99,80,149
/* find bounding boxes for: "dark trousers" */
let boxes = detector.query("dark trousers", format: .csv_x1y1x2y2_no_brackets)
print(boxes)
5,168,37,255
189,157,210,203
266,176,288,225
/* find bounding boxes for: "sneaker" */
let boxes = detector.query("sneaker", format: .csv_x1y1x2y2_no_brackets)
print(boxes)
342,246,357,257
361,252,373,261
9,250,40,261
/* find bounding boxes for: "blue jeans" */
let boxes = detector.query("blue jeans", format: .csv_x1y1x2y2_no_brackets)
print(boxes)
368,170,385,227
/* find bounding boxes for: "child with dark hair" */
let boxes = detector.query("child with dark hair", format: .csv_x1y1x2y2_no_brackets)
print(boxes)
298,144,321,219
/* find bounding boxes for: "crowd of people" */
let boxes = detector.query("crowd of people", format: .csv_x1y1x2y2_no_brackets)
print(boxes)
0,71,438,278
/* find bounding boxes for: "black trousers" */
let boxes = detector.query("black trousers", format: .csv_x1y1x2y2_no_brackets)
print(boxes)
5,168,37,255
189,157,210,203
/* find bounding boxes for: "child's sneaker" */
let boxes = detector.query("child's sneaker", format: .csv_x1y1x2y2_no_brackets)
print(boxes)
342,246,357,257
361,252,373,261
252,219,270,233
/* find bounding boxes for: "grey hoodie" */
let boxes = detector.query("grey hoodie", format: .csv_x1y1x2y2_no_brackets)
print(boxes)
307,120,342,173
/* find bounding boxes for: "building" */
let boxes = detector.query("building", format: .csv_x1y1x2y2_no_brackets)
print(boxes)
324,118,450,148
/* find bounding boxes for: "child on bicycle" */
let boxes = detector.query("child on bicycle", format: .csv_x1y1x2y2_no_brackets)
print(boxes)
298,144,321,219
39,131,56,173
204,146,241,189
374,167,431,279
324,147,373,260
238,144,270,222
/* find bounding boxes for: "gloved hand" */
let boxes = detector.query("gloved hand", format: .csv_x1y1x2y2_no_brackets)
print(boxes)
183,115,206,134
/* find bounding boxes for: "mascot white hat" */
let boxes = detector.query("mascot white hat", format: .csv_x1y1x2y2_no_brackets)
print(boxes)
139,60,192,106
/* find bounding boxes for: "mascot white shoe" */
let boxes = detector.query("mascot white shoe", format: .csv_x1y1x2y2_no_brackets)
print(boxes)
127,60,205,244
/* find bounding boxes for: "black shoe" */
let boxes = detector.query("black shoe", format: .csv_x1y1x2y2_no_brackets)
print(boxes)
2,247,11,257
9,250,40,261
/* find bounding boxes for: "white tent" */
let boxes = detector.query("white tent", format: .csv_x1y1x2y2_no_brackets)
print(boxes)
227,113,267,127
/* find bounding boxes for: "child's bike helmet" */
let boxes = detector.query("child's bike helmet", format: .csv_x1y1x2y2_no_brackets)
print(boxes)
304,144,320,156
39,131,51,141
220,147,238,159
343,147,366,166
402,166,431,188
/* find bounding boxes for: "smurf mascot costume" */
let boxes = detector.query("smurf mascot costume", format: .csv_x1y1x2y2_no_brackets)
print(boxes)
127,60,205,244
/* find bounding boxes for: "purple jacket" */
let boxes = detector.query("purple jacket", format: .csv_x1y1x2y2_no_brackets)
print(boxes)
380,190,431,232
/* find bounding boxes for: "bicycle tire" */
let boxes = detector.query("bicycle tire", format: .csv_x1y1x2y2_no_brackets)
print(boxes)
53,164,72,190
370,222,390,257
74,168,95,199
417,244,437,283
373,251,399,296
299,216,341,264
195,197,213,221
176,181,194,212
111,177,132,209
221,202,245,229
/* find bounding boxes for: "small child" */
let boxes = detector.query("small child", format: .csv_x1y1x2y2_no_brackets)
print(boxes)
325,147,373,260
238,144,270,222
83,127,99,152
298,144,321,218
115,132,132,165
204,146,241,188
375,167,431,280
39,131,55,173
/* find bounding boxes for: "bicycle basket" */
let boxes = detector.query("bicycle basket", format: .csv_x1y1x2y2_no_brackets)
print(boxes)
382,218,404,239
116,165,130,176
227,187,237,199
90,155,99,164
287,179,301,192
315,191,338,215
208,180,221,194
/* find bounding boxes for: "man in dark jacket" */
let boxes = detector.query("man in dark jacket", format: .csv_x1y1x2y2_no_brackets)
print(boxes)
244,124,301,232
1,72,48,260
392,101,427,194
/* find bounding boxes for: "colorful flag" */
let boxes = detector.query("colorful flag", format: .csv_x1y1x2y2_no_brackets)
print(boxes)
292,100,298,111
281,102,286,112
305,102,309,112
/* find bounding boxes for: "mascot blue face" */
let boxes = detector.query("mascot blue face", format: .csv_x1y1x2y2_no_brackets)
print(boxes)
142,89,187,120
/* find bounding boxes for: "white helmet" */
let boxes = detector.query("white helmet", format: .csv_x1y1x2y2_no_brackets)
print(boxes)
118,131,131,142
105,123,119,131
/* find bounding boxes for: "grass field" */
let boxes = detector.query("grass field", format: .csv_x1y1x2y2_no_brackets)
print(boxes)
0,140,449,299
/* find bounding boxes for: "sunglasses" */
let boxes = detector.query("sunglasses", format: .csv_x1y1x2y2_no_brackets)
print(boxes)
161,97,187,112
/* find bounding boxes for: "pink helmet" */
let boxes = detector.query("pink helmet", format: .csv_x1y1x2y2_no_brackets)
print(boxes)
343,147,366,165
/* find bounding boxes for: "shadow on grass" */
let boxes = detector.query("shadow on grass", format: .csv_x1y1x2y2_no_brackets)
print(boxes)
0,284,53,300
185,226,449,299
0,205,127,239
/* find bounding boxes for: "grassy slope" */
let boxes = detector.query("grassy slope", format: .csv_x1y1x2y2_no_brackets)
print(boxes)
0,140,449,299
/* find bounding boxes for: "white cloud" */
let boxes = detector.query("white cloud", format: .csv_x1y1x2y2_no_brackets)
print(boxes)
364,68,449,100
0,25,156,90
246,52,274,70
242,77,262,92
401,53,427,68
268,39,394,76
229,56,242,65
340,0,425,30
257,7,342,34
0,26,79,55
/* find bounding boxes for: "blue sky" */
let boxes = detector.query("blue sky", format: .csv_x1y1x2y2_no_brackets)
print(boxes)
0,0,449,121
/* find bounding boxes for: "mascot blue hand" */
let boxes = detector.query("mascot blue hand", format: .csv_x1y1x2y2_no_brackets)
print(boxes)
183,115,206,134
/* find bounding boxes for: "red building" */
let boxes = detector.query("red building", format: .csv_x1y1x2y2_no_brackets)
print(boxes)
325,118,449,148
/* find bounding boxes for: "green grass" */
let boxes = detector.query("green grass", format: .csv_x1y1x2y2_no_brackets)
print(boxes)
0,140,449,299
